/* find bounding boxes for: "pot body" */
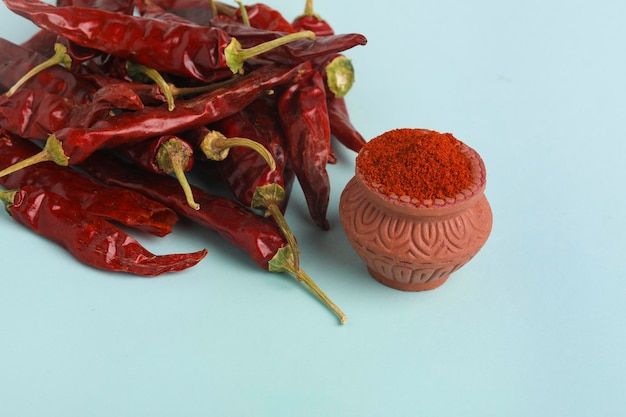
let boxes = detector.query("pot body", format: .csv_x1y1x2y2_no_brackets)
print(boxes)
339,134,493,291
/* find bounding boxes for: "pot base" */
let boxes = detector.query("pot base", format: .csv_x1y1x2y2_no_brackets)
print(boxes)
367,267,449,292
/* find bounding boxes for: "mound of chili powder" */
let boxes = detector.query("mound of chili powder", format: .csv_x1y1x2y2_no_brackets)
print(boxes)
356,129,473,203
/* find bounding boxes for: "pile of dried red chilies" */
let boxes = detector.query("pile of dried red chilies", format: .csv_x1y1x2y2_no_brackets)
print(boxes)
0,0,368,324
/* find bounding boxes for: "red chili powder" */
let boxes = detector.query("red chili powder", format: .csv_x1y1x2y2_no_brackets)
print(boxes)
357,129,473,202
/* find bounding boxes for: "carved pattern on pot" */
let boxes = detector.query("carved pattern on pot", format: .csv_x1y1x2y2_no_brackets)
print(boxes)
340,176,492,290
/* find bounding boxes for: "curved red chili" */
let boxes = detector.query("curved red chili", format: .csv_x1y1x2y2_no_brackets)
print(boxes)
80,151,288,271
0,185,206,276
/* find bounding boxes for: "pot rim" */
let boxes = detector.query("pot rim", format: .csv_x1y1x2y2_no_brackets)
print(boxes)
355,129,487,216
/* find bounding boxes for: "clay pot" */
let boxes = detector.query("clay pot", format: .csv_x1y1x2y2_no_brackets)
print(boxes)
339,129,493,291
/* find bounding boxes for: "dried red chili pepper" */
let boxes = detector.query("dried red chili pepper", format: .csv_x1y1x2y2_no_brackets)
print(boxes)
188,107,299,267
232,2,296,33
0,131,177,236
201,93,295,208
278,67,332,230
80,151,346,323
292,0,334,37
0,185,206,276
116,135,200,210
4,0,316,82
0,62,304,178
134,0,366,69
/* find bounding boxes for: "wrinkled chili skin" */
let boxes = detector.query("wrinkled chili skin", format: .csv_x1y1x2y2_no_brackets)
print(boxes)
278,68,331,230
56,0,135,14
0,132,178,237
5,185,206,276
234,4,295,33
292,15,334,37
139,0,215,26
0,85,143,140
0,89,74,140
4,0,234,82
81,152,288,270
53,63,304,164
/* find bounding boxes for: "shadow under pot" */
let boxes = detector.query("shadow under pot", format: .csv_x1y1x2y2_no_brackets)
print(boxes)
339,128,492,291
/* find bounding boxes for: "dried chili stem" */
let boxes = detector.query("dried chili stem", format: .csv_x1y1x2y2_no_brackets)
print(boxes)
252,184,300,271
304,0,315,15
127,62,176,111
225,31,316,74
0,135,68,178
0,189,18,207
155,138,200,210
169,76,238,98
6,43,72,97
234,0,250,26
269,245,347,325
199,130,276,170
325,55,355,98
213,1,233,17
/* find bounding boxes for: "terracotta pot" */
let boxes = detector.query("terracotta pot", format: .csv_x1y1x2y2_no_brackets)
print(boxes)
339,129,493,291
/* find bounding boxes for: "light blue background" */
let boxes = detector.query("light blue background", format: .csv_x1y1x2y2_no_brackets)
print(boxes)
1,1,625,416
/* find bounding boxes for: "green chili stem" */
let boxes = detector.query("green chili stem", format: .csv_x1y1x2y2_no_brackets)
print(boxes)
155,138,200,210
269,245,347,325
234,0,250,26
213,1,232,17
6,43,71,97
0,189,18,207
199,130,276,171
170,77,236,98
325,55,355,98
252,184,300,271
127,62,176,111
225,31,316,74
0,135,68,179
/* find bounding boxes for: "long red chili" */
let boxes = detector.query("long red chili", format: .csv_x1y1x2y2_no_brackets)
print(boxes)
80,151,347,323
80,151,287,271
0,62,305,178
0,185,207,276
0,131,178,237
136,0,366,68
278,67,332,230
3,0,316,82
